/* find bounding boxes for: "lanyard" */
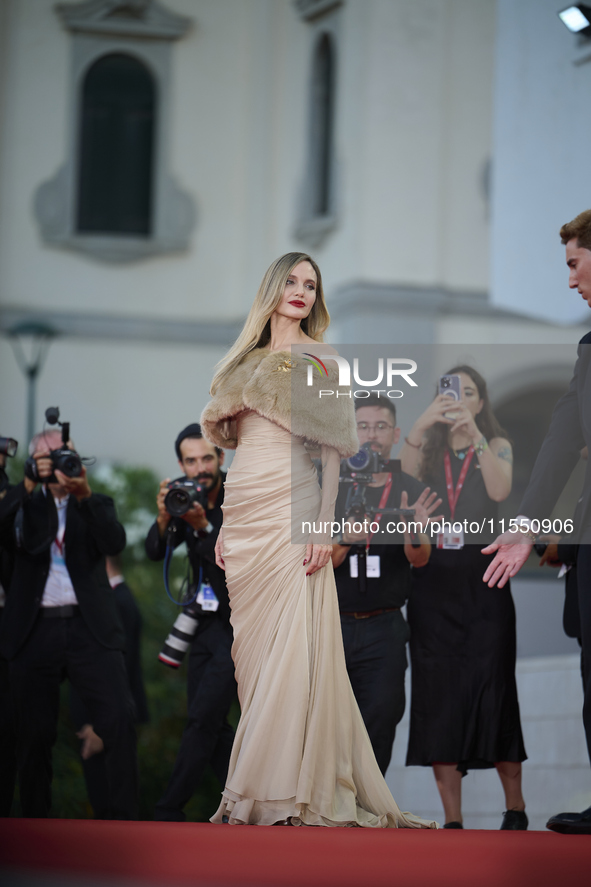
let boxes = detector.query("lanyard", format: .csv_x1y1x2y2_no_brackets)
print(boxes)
444,447,474,521
365,473,393,552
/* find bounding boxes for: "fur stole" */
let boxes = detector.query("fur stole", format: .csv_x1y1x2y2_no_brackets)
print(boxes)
201,348,359,457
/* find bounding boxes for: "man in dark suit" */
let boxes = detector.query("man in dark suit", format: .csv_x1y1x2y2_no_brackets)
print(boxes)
0,449,17,816
69,554,149,818
483,209,591,833
147,423,236,822
0,429,137,819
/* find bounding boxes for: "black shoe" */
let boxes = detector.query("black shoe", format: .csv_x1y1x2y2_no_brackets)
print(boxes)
546,805,591,834
501,809,528,830
443,821,463,829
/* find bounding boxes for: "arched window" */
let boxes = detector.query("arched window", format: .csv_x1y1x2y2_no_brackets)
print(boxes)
310,33,335,218
77,53,155,236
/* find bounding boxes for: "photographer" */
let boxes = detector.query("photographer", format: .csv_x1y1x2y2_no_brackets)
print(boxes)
146,423,236,822
0,428,137,819
332,396,439,774
0,442,17,816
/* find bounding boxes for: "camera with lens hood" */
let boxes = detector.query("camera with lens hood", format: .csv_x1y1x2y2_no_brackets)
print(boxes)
165,476,208,517
339,443,414,523
24,407,83,484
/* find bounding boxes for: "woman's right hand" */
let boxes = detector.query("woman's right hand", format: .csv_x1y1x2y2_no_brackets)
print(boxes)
215,528,225,571
413,394,458,435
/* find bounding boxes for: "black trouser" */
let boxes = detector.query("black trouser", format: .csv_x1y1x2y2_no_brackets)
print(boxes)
576,545,591,764
340,609,410,775
0,653,16,816
154,617,236,822
9,611,138,819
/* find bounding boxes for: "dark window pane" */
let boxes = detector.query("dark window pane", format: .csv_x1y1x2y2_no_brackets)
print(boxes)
311,34,334,217
77,53,155,235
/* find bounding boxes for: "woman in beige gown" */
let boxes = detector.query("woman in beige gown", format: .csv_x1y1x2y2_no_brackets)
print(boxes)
201,252,438,829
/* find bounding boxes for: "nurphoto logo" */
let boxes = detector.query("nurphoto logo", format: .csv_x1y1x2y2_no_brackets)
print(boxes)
305,355,418,399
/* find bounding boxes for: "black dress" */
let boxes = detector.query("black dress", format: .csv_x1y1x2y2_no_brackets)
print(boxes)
406,449,527,774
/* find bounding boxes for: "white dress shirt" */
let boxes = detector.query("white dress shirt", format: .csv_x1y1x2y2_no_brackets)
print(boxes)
41,494,78,607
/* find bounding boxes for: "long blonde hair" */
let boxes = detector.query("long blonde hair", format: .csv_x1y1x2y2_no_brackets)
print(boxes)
210,252,329,394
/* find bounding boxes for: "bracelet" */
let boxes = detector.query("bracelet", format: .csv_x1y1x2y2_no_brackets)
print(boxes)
405,436,422,449
474,436,489,456
516,523,536,542
510,518,536,543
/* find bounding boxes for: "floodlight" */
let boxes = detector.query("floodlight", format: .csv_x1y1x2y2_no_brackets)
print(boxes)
558,5,591,35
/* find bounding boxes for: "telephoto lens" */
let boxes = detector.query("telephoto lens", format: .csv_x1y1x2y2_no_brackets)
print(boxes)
159,602,200,667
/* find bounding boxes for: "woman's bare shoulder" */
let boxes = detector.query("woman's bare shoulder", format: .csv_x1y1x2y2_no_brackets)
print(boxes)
304,338,338,355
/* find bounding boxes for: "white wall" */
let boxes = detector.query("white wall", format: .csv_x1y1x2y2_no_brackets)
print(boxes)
0,0,500,468
492,0,591,325
0,336,226,476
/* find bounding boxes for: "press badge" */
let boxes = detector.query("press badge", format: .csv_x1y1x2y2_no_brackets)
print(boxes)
196,583,219,612
437,529,464,550
349,555,381,578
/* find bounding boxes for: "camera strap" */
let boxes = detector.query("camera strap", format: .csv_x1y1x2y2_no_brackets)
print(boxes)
163,541,200,606
444,447,474,521
365,473,393,552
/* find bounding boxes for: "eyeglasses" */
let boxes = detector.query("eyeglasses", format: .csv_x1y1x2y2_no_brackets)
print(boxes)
356,422,394,433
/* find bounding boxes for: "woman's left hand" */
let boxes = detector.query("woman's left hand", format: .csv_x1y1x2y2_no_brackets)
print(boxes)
449,404,481,443
304,543,332,575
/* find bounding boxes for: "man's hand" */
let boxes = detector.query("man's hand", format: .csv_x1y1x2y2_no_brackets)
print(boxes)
402,487,443,531
54,466,92,502
482,531,532,587
156,478,172,537
24,451,54,494
76,724,104,760
304,543,332,575
341,516,370,544
539,542,561,567
181,501,209,532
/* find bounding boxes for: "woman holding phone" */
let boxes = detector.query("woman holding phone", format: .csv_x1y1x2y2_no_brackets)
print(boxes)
400,365,527,830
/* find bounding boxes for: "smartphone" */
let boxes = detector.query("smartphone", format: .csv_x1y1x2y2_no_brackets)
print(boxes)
438,374,462,420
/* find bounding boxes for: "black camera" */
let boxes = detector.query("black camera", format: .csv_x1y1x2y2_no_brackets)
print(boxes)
340,445,413,523
24,407,83,484
165,476,208,517
0,436,18,495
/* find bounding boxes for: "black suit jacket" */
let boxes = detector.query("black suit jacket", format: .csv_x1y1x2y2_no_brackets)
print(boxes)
0,482,126,660
520,332,591,539
145,475,230,622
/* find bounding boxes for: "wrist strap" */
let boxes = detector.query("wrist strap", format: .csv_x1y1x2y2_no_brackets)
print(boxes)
405,436,421,450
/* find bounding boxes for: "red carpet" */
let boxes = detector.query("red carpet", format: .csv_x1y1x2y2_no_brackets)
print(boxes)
0,819,590,887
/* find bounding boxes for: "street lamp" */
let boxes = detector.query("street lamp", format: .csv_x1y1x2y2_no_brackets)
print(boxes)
558,5,591,36
8,321,56,444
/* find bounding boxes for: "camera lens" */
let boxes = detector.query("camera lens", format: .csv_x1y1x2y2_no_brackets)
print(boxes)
166,488,191,517
347,448,371,472
54,450,82,478
0,437,17,458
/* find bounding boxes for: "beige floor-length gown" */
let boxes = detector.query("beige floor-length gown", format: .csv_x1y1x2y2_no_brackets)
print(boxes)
211,410,437,828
